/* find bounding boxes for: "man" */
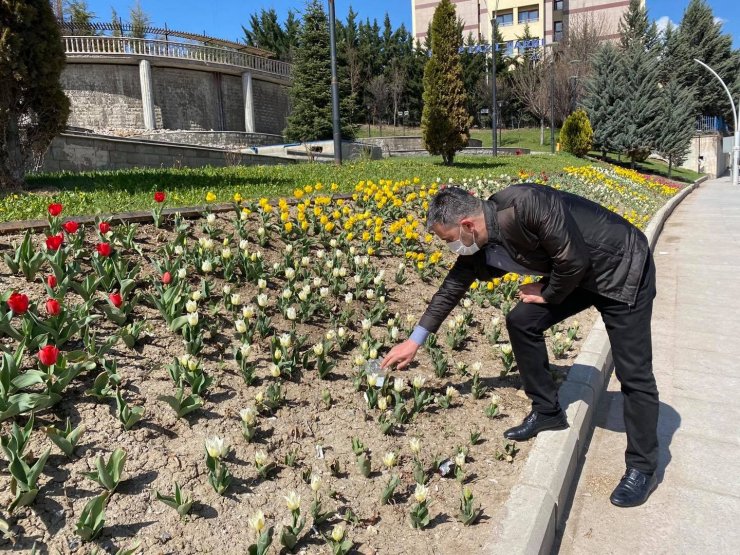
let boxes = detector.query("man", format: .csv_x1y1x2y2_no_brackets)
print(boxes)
381,184,659,508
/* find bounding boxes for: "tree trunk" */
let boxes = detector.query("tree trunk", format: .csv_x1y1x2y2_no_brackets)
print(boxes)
668,158,673,178
540,118,545,146
2,116,26,189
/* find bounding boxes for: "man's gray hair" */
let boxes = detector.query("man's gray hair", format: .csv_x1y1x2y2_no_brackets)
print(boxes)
426,187,484,231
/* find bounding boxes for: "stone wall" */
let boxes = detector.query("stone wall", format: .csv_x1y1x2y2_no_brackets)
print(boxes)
61,61,290,135
253,79,291,136
40,132,294,174
61,64,145,129
133,131,283,149
681,133,728,178
357,136,483,154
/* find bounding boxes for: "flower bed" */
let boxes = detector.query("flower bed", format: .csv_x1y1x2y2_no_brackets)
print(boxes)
0,168,678,553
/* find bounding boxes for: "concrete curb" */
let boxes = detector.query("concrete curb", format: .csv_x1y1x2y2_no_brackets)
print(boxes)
0,194,354,236
485,175,708,555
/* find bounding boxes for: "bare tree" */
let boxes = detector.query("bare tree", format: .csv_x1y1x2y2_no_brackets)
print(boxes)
510,57,551,145
388,63,406,128
366,74,389,134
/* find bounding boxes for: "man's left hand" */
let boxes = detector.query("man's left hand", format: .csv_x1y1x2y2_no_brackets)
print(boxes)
517,282,547,304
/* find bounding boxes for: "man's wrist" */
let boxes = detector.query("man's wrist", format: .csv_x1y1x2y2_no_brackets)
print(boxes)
409,325,430,346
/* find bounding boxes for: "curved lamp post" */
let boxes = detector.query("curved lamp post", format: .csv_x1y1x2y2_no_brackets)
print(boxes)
694,59,739,185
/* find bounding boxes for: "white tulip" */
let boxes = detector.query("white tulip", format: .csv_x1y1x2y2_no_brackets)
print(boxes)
310,474,322,493
285,267,296,280
285,244,293,254
206,213,216,224
240,407,257,425
186,300,198,313
286,306,297,321
231,293,241,306
471,362,482,373
361,319,371,331
414,483,429,503
240,343,252,358
174,245,184,255
235,320,247,334
393,378,406,393
221,247,232,260
187,312,199,326
382,452,397,468
413,375,426,389
205,436,228,459
284,491,301,511
257,294,268,307
410,438,422,455
177,268,187,279
243,304,255,319
201,260,213,273
239,239,249,251
191,291,202,301
258,278,267,289
345,292,354,304
320,287,329,298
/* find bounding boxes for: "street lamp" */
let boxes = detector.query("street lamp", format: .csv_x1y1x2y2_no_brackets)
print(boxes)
328,0,342,165
544,42,559,154
694,59,739,186
498,100,504,145
490,0,500,157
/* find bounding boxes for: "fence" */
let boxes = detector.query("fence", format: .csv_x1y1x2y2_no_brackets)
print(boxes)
62,36,292,79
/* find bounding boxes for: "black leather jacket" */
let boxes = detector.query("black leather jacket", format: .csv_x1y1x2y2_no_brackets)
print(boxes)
417,183,650,333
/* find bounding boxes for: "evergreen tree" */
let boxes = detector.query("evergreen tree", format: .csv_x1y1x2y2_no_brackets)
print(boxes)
129,0,150,39
618,0,659,51
0,0,70,187
242,8,299,62
655,77,696,177
613,42,662,167
675,0,736,122
66,1,97,35
583,43,623,156
559,109,593,157
110,7,122,37
421,0,471,165
284,0,354,142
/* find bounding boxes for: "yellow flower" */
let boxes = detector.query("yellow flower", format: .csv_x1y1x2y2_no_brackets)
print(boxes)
294,188,304,199
233,192,243,203
205,191,217,202
284,222,293,232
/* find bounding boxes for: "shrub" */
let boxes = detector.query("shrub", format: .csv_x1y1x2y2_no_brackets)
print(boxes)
559,109,594,158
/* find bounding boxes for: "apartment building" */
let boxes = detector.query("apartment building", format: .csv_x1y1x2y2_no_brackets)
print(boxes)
412,1,640,54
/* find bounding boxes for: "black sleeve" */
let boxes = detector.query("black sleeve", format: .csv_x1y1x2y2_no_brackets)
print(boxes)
522,189,590,304
417,249,504,333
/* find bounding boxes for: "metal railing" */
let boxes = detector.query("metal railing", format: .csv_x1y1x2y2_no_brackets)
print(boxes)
62,36,292,79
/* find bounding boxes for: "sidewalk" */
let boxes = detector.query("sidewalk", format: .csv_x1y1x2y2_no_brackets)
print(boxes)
556,176,740,554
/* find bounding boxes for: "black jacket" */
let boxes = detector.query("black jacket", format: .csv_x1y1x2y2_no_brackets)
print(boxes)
417,183,650,333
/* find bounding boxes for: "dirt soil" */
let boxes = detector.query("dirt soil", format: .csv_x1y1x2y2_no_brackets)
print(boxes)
0,212,595,555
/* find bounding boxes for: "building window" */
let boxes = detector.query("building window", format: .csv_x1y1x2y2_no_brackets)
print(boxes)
518,8,539,24
496,12,514,27
554,20,563,42
554,0,564,10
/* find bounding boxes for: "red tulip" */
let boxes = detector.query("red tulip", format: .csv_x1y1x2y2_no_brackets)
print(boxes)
162,271,172,284
48,203,63,217
45,298,61,316
154,191,166,203
62,221,79,234
7,292,29,315
96,242,112,257
45,234,64,251
99,221,111,234
109,293,123,308
38,345,60,367
47,275,57,288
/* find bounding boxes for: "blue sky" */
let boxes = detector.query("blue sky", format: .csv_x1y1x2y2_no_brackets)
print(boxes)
83,1,739,47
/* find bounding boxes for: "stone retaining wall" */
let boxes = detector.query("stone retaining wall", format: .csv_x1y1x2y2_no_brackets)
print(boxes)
39,132,293,173
133,131,283,149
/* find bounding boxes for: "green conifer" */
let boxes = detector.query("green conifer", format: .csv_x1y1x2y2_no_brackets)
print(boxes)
421,0,472,165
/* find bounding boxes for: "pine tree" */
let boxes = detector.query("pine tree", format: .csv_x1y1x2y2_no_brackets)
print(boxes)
582,43,623,156
613,43,662,167
0,0,70,187
618,0,659,51
285,0,354,142
66,1,97,35
655,77,696,177
421,0,471,166
129,0,150,39
110,7,122,37
674,0,736,122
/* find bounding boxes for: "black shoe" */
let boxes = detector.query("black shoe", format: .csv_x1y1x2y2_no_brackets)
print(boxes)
503,410,568,441
609,468,658,508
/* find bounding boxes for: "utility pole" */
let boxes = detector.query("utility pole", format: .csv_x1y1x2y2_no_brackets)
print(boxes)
328,0,342,165
694,59,739,185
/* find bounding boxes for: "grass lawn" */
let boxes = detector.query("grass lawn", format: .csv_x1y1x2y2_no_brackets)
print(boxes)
356,125,557,152
589,151,702,184
2,153,591,222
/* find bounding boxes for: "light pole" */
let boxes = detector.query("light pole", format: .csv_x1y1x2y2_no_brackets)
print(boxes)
328,0,342,165
490,0,500,157
694,59,739,185
544,42,559,154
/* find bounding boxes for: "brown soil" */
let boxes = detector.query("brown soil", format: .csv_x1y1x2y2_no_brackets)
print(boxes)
0,213,595,555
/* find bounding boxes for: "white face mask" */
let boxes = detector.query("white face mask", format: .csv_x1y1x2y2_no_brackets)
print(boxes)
447,224,480,256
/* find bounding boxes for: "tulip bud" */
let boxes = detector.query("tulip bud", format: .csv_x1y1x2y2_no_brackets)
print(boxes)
177,268,187,279
187,312,199,326
284,491,301,511
235,320,247,334
382,452,397,468
286,307,297,321
186,300,198,313
331,524,345,543
414,483,429,503
410,438,421,455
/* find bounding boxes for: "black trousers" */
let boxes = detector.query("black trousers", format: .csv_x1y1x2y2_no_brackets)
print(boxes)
505,254,659,473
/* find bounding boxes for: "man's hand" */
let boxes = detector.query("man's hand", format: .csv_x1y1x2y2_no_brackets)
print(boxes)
517,282,547,304
381,339,419,370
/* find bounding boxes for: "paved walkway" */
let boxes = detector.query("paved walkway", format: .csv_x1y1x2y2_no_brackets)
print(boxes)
557,176,740,554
